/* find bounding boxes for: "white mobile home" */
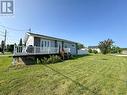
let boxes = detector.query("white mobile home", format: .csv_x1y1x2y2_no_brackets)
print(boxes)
14,32,78,56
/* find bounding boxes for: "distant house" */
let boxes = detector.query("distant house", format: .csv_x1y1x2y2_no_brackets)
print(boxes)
88,46,101,53
14,32,78,56
78,48,89,55
121,48,127,54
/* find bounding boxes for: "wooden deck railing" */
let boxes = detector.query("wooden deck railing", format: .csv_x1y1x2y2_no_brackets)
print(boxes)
13,46,70,56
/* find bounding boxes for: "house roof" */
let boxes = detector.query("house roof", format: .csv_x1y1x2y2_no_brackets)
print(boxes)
24,32,78,44
88,46,99,48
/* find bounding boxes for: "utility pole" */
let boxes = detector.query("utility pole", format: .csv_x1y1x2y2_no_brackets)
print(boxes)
4,30,7,46
3,30,7,53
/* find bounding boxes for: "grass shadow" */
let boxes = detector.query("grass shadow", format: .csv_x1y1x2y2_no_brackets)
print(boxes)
43,64,98,94
101,58,108,60
70,54,92,60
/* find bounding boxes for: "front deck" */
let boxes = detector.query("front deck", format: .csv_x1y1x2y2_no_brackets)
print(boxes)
13,46,70,57
13,46,71,65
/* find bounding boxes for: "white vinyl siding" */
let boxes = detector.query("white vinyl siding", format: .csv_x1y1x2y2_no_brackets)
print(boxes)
50,40,55,47
26,36,34,46
64,42,76,55
26,36,77,55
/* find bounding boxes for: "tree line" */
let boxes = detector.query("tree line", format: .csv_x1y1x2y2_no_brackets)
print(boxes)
0,38,23,54
88,39,122,54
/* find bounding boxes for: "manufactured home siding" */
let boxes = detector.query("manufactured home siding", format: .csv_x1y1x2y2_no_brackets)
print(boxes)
50,40,55,47
26,36,34,46
25,33,78,55
64,42,77,55
70,43,76,55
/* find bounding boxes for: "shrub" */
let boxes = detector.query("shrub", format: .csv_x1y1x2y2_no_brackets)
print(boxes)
93,50,98,54
88,49,93,53
6,44,14,53
41,55,62,64
111,45,122,54
41,57,48,64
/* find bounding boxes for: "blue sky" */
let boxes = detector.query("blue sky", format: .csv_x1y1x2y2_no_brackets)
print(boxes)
0,0,127,47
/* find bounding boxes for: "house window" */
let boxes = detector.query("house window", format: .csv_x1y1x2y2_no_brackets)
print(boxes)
72,45,74,47
45,41,46,47
41,41,43,47
47,41,49,47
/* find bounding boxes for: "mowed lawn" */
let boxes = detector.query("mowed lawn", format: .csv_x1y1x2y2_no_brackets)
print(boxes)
0,54,127,95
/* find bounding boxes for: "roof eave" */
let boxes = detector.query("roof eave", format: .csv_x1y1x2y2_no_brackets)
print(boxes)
27,32,78,44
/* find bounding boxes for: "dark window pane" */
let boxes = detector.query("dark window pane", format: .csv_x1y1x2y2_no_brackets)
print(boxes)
45,41,46,47
42,41,43,47
48,41,49,47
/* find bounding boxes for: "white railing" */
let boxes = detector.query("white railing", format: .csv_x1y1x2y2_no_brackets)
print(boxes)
13,46,70,56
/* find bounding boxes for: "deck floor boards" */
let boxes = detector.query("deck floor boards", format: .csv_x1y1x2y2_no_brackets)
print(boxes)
13,53,59,57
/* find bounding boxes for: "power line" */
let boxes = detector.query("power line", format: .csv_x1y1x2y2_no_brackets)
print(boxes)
4,30,7,46
0,34,4,37
0,24,28,32
0,31,5,37
0,31,4,33
0,31,3,33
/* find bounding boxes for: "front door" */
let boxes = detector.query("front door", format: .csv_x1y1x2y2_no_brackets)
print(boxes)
40,39,50,53
57,42,62,52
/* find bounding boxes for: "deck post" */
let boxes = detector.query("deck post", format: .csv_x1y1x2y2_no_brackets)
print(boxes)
58,47,59,53
13,45,17,55
13,45,15,55
48,47,50,54
34,46,36,54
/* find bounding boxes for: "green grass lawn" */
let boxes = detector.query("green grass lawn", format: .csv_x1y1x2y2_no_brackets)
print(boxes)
0,52,12,55
0,54,127,95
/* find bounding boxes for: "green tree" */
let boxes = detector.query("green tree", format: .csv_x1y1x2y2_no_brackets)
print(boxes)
98,39,114,54
6,44,14,53
88,49,92,53
19,38,23,46
93,50,98,54
111,45,121,54
0,47,1,52
77,44,85,49
1,40,5,54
